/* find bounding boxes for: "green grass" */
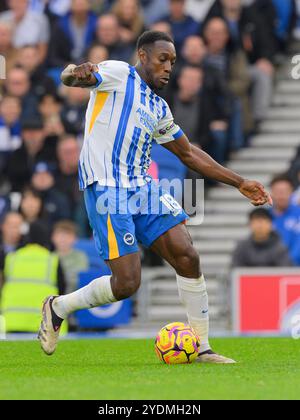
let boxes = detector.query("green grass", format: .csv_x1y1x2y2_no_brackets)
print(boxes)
0,337,300,400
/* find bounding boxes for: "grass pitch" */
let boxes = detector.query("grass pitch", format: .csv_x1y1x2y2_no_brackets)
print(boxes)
0,337,300,400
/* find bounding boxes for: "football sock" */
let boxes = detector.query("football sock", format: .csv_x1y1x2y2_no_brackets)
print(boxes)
176,274,211,353
52,276,117,320
50,297,63,330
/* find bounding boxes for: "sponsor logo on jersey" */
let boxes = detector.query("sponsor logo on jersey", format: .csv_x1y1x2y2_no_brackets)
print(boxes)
136,108,156,132
159,122,175,136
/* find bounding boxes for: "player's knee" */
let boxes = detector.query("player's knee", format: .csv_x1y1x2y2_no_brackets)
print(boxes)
175,247,201,278
112,272,141,300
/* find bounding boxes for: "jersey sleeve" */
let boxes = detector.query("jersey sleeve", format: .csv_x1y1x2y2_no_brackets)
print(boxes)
152,100,184,145
92,61,125,92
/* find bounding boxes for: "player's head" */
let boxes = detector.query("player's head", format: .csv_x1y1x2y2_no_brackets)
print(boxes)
136,30,176,90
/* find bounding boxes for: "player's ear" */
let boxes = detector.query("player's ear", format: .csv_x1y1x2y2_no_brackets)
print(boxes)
138,47,147,65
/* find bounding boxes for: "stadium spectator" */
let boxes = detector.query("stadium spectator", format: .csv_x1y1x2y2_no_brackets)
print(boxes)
160,0,200,53
170,66,205,142
19,187,51,247
0,196,10,226
150,21,173,38
51,220,88,296
31,162,72,225
269,0,296,52
60,86,89,136
86,44,109,63
55,135,82,215
0,21,16,73
270,175,300,265
7,117,56,192
52,0,97,64
16,45,57,100
205,0,275,124
95,14,135,62
3,67,39,119
232,208,292,267
0,212,24,257
140,0,170,26
38,94,65,138
202,17,252,142
0,222,66,332
181,35,207,66
168,64,229,164
19,186,48,226
0,0,50,62
28,0,71,17
112,0,145,45
185,0,215,22
165,35,207,90
0,211,23,289
294,0,300,39
0,96,22,174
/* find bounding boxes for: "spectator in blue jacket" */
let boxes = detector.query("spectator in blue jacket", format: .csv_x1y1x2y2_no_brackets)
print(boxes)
272,0,296,51
160,0,200,53
270,174,300,265
49,0,97,66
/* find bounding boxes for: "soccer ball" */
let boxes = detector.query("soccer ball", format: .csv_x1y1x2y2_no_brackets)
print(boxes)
155,322,200,364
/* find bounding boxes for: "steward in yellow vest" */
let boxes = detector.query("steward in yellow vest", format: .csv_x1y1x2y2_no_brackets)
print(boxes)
1,243,66,333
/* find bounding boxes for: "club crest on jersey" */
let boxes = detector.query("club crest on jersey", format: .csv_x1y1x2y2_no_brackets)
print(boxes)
123,233,135,246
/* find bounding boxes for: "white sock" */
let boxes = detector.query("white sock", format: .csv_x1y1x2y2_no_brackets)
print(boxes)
53,275,117,319
176,274,210,353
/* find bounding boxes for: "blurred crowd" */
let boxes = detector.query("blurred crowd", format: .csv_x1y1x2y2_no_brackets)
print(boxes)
1,0,300,318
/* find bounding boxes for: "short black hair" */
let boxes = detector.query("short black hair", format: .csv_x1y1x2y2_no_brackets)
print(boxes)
249,208,273,222
270,174,294,188
137,30,174,51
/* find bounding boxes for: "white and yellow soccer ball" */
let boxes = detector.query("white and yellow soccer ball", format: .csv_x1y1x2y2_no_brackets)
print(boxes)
155,322,200,364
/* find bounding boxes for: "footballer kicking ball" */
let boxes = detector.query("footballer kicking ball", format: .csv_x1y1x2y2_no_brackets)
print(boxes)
155,322,200,364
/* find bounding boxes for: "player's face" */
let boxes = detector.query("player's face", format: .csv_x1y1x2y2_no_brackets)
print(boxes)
142,41,176,90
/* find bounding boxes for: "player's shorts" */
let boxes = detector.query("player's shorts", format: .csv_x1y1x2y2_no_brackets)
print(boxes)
84,181,189,260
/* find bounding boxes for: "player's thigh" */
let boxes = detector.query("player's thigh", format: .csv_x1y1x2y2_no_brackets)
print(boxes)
150,223,201,278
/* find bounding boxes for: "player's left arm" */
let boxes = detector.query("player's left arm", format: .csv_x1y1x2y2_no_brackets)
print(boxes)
162,133,273,206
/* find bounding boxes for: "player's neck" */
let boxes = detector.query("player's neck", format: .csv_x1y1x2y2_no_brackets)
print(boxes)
134,63,154,91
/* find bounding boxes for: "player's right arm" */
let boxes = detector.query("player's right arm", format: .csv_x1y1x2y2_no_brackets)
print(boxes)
163,134,273,207
60,62,99,88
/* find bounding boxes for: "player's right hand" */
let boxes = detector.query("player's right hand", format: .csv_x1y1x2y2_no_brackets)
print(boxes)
72,62,99,82
238,179,273,207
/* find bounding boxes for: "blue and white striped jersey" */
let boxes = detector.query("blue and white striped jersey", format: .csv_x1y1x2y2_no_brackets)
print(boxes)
78,60,183,189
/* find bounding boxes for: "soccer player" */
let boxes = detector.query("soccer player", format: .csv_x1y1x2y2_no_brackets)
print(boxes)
38,31,272,362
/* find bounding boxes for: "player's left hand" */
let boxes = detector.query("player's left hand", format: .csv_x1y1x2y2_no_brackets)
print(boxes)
238,180,273,207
